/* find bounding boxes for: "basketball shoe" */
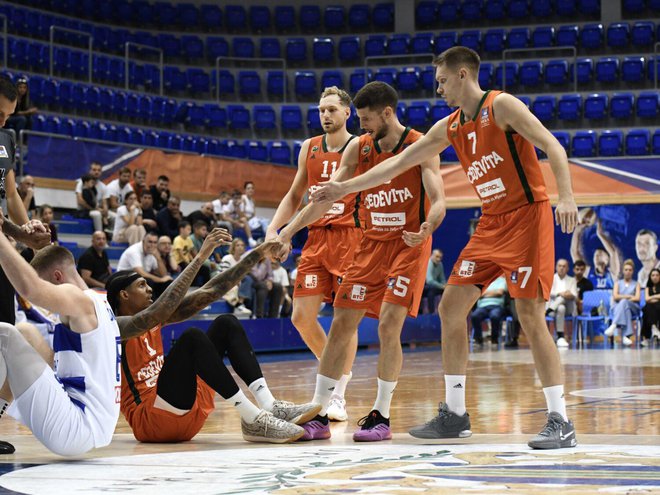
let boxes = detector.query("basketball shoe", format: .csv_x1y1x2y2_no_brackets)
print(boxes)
299,415,331,441
409,403,472,439
270,400,321,425
241,410,304,444
326,394,348,421
353,410,392,442
528,412,577,449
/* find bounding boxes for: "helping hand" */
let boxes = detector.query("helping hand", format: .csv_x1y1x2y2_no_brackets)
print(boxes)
402,222,433,247
310,180,346,203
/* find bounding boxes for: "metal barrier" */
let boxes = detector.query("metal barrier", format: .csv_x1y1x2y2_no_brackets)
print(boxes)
502,46,578,93
49,26,93,82
215,56,286,102
124,42,164,95
654,42,659,89
364,53,436,96
0,15,6,69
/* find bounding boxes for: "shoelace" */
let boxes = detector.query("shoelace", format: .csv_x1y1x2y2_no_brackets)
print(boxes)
538,415,564,437
357,412,382,430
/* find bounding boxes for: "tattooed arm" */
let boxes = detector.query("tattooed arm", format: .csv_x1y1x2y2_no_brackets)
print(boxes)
166,240,283,324
2,219,51,249
117,228,231,340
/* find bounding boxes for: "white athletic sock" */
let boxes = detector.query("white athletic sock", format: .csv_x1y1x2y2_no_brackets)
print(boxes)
334,372,352,398
227,390,261,423
0,399,8,419
445,375,467,416
312,374,338,416
248,377,276,411
373,378,397,418
543,385,568,421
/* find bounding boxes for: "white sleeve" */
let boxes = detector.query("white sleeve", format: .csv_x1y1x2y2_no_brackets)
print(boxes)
144,254,158,273
74,179,82,194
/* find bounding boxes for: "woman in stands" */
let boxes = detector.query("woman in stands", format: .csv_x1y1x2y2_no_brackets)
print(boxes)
605,259,641,346
641,268,660,346
112,191,146,245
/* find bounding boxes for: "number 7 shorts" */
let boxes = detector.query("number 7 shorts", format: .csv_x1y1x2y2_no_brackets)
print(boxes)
448,200,554,300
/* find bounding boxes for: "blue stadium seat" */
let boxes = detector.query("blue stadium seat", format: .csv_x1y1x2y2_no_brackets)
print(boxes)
459,30,481,51
233,37,255,58
388,34,410,55
338,37,360,63
407,101,430,127
558,94,582,120
238,71,261,96
177,4,198,28
187,104,205,127
495,62,519,88
508,28,530,49
607,22,630,48
416,1,438,28
350,69,372,93
226,139,247,159
374,68,397,86
253,105,276,130
274,6,295,32
626,129,650,155
636,91,659,118
74,120,90,139
653,130,660,154
293,140,304,162
460,0,481,20
225,5,247,32
579,0,600,14
247,140,268,162
545,60,569,85
484,0,506,20
556,0,577,16
621,56,645,82
575,58,593,84
508,0,528,18
216,70,235,96
595,57,619,83
610,92,634,119
286,38,307,63
599,130,623,156
557,25,579,47
206,138,221,156
324,5,345,31
439,0,461,22
155,2,177,28
411,33,434,54
156,131,172,148
532,26,555,48
313,38,334,63
249,6,271,31
372,3,394,30
483,29,506,54
622,0,645,12
200,5,222,31
648,56,660,82
349,4,371,30
207,37,229,61
281,105,303,130
268,141,292,165
431,100,452,121
260,38,281,58
441,145,458,162
479,62,494,88
300,5,321,31
295,71,316,97
396,102,407,122
397,67,421,92
227,104,250,129
158,33,181,58
531,0,553,17
584,93,608,119
572,131,597,157
435,32,457,53
187,68,210,94
532,95,556,122
631,21,655,47
421,66,436,92
365,35,387,57
321,70,344,89
28,75,45,105
128,128,145,146
520,61,543,87
307,105,322,132
164,66,186,93
181,35,204,60
580,23,603,49
552,131,571,152
204,104,227,129
267,71,286,98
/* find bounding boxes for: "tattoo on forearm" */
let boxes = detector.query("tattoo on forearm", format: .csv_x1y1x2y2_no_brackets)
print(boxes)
2,220,26,242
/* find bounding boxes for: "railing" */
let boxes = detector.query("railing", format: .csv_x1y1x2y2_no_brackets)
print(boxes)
0,15,6,69
364,53,436,96
124,42,164,95
215,56,287,102
49,26,93,82
502,46,578,93
654,42,659,89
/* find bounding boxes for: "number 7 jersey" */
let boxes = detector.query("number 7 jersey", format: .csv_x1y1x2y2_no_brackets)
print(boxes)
306,134,363,229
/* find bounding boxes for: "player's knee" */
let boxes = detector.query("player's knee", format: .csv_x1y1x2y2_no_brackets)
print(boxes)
179,327,208,347
207,314,245,342
0,322,20,346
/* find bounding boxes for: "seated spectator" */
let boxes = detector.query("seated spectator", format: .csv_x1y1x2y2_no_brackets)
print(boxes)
288,254,301,299
130,168,147,200
156,196,183,240
173,220,210,286
16,175,36,218
220,238,252,316
5,77,37,134
113,191,146,245
422,249,446,313
39,204,58,245
227,189,257,247
106,167,134,212
249,244,283,319
139,190,158,232
190,220,220,277
149,174,171,212
157,235,180,276
117,232,172,298
211,191,234,234
77,231,112,289
470,276,507,346
76,174,98,219
588,248,615,290
573,259,593,315
605,259,640,346
187,202,217,231
74,162,113,232
641,268,660,346
242,181,270,235
271,259,292,317
546,259,577,348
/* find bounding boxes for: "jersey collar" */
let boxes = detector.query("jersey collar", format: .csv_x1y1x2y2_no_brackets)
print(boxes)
460,90,490,125
374,126,410,154
322,134,356,153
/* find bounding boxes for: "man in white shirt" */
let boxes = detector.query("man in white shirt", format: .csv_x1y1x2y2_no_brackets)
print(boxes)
74,162,114,232
272,259,292,317
106,167,134,212
546,259,578,348
117,232,172,298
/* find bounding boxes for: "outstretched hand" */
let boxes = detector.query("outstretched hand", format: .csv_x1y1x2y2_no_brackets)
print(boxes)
310,180,346,203
199,228,232,257
555,198,578,234
402,222,433,247
256,239,285,260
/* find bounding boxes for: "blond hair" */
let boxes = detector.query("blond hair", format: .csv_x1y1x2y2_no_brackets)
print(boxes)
320,86,352,107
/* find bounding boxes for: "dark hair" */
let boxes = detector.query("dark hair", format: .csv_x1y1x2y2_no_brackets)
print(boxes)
0,78,18,103
90,161,102,169
119,167,131,175
178,220,191,230
123,191,137,203
140,190,152,198
231,189,242,198
192,220,207,231
433,46,481,76
651,268,660,279
636,228,657,242
353,81,398,112
39,204,53,217
133,168,146,177
30,245,74,275
573,259,587,268
106,270,141,313
81,174,95,184
157,175,169,182
244,181,254,189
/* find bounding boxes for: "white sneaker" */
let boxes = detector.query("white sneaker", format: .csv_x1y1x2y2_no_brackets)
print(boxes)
641,339,649,347
556,337,569,348
604,324,616,337
248,237,257,248
326,394,348,422
234,304,252,316
622,335,633,346
652,325,660,340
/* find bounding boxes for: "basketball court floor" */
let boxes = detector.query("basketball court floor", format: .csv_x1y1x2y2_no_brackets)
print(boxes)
0,345,657,494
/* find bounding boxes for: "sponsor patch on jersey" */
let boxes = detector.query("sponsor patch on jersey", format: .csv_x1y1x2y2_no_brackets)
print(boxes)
458,260,476,277
312,145,319,152
362,145,371,155
0,146,8,158
327,202,345,215
480,107,490,127
510,271,518,284
476,178,506,198
305,274,318,289
387,278,395,289
371,212,405,227
351,284,366,301
450,122,458,130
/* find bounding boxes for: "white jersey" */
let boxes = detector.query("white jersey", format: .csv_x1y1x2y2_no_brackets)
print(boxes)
52,290,121,448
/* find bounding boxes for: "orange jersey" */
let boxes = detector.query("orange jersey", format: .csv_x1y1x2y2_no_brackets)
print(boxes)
358,128,428,241
447,90,548,215
306,134,362,229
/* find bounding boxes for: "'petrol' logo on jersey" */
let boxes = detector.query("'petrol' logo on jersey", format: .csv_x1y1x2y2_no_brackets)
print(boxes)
476,178,506,198
458,260,476,277
327,203,345,215
351,284,366,301
371,212,406,226
305,274,318,289
364,188,413,209
466,151,504,184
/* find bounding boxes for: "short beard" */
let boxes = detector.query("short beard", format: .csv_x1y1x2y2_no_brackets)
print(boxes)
324,121,343,135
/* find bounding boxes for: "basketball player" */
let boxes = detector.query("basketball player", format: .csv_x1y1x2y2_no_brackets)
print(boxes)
313,47,579,449
266,86,361,422
110,232,319,444
278,81,446,441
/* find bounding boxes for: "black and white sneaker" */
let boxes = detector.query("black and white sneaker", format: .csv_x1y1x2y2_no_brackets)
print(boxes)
528,412,577,449
409,403,472,439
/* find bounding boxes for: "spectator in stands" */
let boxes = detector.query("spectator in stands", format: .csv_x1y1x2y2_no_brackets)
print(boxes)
39,204,58,245
113,191,146,245
5,78,37,134
212,191,234,234
16,175,36,218
423,249,446,313
546,259,577,348
573,259,593,315
470,276,507,346
156,196,183,240
76,174,98,218
271,259,292,318
106,167,134,212
190,220,219,278
77,231,112,289
635,229,660,287
117,232,172,299
75,162,113,232
605,259,640,346
249,243,283,319
130,168,147,200
150,175,171,212
219,238,252,317
227,189,257,247
173,220,210,286
156,235,180,276
641,268,660,346
242,181,270,235
139,190,158,232
187,202,217,230
288,254,301,301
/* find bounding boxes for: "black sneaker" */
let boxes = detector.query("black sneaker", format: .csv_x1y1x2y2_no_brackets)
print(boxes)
504,340,519,348
0,440,15,454
528,412,577,449
409,403,472,439
353,410,392,441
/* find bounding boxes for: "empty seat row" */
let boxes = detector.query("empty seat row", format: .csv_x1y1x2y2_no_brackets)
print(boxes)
562,129,660,157
525,92,659,121
3,1,394,35
622,0,660,15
